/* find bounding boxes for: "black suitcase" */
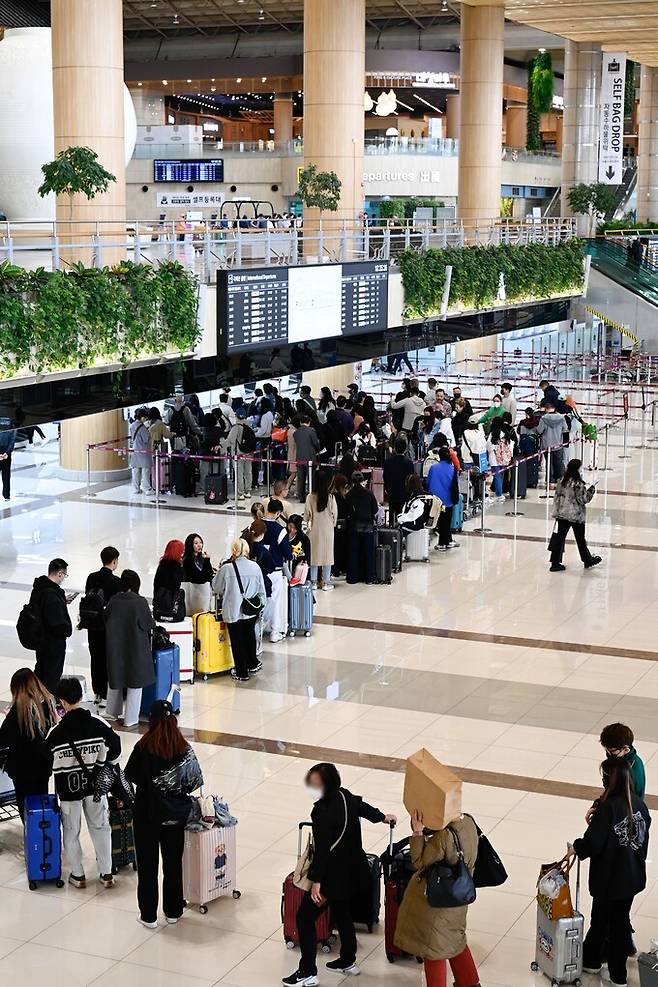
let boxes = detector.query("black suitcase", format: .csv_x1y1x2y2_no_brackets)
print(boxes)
376,545,392,585
351,852,382,932
520,434,539,488
173,456,196,497
511,457,527,499
109,800,137,874
376,527,403,573
204,473,228,505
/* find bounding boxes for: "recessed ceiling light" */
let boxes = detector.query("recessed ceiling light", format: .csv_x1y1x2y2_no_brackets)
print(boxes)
186,78,192,83
137,81,143,87
236,77,242,83
262,76,267,82
162,79,168,85
211,87,216,92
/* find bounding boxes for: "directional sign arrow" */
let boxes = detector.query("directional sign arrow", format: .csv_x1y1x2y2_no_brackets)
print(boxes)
606,166,616,180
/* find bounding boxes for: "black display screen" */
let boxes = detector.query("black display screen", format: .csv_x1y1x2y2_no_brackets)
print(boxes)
153,159,224,183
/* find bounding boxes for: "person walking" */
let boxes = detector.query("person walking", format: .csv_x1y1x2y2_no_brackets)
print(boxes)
125,699,204,928
395,808,481,987
212,538,266,682
427,448,459,550
0,668,57,818
304,470,337,591
30,558,73,694
84,546,121,708
293,416,321,503
566,757,651,987
283,762,396,986
346,472,379,584
549,459,602,572
130,407,153,494
181,532,214,616
104,570,156,728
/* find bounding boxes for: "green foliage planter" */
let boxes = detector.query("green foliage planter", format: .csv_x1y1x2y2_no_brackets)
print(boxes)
0,260,199,380
398,240,584,319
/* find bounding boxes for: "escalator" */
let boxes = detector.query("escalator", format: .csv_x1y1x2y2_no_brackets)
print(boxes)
587,238,658,308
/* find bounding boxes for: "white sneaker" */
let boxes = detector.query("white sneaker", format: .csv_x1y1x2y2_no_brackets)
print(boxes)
446,541,460,549
497,495,506,503
322,584,335,592
269,633,285,644
165,916,180,925
137,917,158,930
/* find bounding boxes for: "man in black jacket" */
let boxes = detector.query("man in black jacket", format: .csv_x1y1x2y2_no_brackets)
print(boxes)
346,472,379,584
383,437,414,523
84,546,121,708
31,558,73,694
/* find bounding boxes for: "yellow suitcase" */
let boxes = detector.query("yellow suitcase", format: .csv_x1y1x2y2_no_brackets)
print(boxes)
193,609,234,680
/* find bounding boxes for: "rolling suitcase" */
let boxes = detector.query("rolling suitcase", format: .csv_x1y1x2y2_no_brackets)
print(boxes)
381,826,420,964
371,467,385,505
193,605,234,680
24,794,64,890
521,434,540,488
204,473,228,505
282,823,334,952
183,822,240,914
140,643,181,716
511,457,527,500
167,617,195,683
352,852,382,933
109,799,137,874
531,859,583,985
638,951,658,986
450,494,464,533
173,455,196,497
376,544,393,585
376,526,403,572
405,527,430,562
288,582,314,638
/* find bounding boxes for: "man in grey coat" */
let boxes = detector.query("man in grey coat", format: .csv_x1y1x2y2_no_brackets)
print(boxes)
293,416,321,502
537,402,567,485
104,570,155,727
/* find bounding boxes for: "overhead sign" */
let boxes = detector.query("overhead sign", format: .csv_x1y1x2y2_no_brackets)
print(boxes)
598,52,626,185
157,192,224,208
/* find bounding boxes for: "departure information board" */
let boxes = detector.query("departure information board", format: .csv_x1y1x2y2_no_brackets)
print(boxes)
218,261,389,354
153,159,224,183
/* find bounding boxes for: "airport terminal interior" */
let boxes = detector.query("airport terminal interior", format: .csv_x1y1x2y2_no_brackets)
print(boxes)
2,1,658,986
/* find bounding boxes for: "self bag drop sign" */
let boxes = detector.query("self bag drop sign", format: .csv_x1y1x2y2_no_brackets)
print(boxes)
598,52,626,185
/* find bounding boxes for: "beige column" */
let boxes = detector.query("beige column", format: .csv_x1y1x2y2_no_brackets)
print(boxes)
637,65,658,223
457,3,505,224
505,106,527,148
273,94,294,145
60,409,129,480
445,94,460,140
302,364,359,395
560,40,601,224
51,0,126,254
303,0,365,228
555,113,564,155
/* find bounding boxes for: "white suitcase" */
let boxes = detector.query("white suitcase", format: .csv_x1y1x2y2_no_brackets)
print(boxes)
531,859,583,985
183,823,240,914
167,618,194,683
405,527,431,563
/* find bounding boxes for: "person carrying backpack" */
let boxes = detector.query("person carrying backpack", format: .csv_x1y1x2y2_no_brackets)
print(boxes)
223,408,256,500
167,395,201,452
20,558,73,694
81,546,121,708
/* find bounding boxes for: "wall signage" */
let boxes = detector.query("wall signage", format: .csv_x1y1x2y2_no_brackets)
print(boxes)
156,192,224,208
598,52,626,184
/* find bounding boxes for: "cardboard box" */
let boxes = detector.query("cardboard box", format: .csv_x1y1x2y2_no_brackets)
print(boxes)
403,748,462,831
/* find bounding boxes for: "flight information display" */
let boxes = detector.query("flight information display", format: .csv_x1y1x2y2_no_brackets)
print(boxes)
218,261,389,354
153,159,224,183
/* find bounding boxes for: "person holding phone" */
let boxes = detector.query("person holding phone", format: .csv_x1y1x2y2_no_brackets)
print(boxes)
549,459,602,572
29,558,73,694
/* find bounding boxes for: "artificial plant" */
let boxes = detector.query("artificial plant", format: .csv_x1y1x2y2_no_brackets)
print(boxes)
37,146,116,218
297,164,342,215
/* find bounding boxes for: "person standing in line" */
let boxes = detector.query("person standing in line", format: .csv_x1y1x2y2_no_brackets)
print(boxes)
262,499,293,643
567,757,651,987
181,532,214,616
537,400,567,486
500,382,517,423
424,378,438,406
30,558,73,694
104,570,156,727
346,472,379,584
223,407,253,500
45,676,120,890
125,699,204,928
212,538,266,682
383,436,415,523
293,416,321,503
426,448,459,551
0,426,17,501
130,407,153,494
0,668,57,819
84,546,121,708
286,514,312,582
390,381,426,433
153,539,186,621
549,458,602,572
304,470,337,591
476,394,505,433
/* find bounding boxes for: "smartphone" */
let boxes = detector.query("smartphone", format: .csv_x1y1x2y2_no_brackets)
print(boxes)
65,591,79,605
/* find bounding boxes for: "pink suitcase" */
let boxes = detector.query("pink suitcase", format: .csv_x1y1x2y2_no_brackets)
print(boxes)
371,467,385,505
183,823,240,914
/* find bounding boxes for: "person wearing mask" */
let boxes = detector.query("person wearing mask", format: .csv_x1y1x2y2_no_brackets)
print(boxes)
181,532,214,616
84,546,121,708
30,558,73,694
383,437,415,523
451,396,472,446
346,472,379,584
263,499,293,643
451,387,471,415
130,407,153,494
287,514,311,583
104,569,155,728
476,394,505,433
293,416,321,503
334,396,354,435
167,394,202,452
45,676,120,890
125,699,204,928
419,408,441,456
500,382,517,423
317,387,335,423
153,539,186,621
566,757,651,987
537,401,567,486
0,425,17,501
394,807,480,987
304,470,337,591
550,458,602,572
282,762,396,986
427,448,459,550
212,538,266,682
390,382,426,433
299,385,317,413
330,474,350,579
0,668,58,818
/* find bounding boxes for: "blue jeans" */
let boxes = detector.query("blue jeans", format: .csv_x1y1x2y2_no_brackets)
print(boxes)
310,564,332,584
491,466,504,496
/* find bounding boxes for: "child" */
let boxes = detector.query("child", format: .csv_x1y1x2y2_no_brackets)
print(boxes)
600,722,646,799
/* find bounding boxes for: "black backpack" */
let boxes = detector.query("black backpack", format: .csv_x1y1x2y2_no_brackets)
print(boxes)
169,408,188,438
78,585,105,630
238,423,257,453
17,600,44,651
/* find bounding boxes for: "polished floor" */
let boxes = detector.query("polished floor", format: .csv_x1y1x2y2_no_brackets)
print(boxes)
0,421,657,986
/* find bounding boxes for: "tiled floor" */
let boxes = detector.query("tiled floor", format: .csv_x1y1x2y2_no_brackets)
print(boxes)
0,423,656,985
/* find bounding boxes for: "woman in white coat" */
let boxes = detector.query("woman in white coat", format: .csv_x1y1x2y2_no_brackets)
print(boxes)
304,470,337,591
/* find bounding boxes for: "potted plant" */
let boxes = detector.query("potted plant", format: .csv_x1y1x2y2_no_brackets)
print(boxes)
297,164,342,219
567,183,616,237
38,146,116,220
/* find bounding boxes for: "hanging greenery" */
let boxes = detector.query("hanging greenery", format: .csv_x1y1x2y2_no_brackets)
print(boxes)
526,58,541,151
0,260,199,380
398,240,584,319
625,60,636,118
531,51,554,113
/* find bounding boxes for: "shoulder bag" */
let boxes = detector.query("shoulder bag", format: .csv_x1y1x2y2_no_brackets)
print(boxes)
465,814,508,888
62,726,116,803
153,585,186,623
231,560,264,617
293,790,348,892
424,825,477,908
547,521,559,553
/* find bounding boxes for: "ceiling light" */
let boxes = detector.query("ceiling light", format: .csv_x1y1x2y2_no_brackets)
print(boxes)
162,79,168,85
236,77,242,83
137,81,143,87
186,79,192,83
441,0,447,9
258,9,265,19
262,76,267,83
172,12,179,24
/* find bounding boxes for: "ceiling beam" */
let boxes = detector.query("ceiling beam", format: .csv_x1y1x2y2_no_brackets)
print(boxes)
394,0,424,29
124,1,168,38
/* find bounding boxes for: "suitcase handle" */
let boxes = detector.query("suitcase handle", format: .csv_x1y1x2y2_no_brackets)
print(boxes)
388,820,395,857
297,821,313,858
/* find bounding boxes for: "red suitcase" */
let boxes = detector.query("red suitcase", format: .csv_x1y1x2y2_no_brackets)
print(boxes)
282,822,334,952
381,825,422,964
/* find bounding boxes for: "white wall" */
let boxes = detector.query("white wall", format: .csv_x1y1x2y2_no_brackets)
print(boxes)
585,268,658,353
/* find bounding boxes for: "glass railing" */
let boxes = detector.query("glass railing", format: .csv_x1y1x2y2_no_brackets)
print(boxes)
587,239,658,307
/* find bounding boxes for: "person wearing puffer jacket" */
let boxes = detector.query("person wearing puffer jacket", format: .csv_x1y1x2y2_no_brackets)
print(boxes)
550,458,602,573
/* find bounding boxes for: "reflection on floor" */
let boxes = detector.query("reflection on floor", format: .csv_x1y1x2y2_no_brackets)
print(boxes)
0,429,657,985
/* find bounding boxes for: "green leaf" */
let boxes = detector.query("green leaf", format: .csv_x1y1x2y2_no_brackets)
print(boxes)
37,146,116,200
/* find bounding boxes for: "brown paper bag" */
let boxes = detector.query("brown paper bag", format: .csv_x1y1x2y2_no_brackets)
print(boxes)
403,748,462,831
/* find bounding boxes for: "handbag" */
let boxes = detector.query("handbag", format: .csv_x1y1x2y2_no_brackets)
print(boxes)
547,521,559,553
291,561,309,586
231,560,264,617
466,815,508,888
272,426,289,444
424,826,477,909
153,585,185,623
537,858,574,920
293,790,348,892
63,727,115,804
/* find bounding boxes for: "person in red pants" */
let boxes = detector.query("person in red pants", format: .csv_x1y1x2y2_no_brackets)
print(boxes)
394,808,481,987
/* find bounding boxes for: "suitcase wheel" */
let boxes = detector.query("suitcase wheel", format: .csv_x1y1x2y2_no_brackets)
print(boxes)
285,940,296,950
304,631,311,638
199,904,208,915
56,879,64,888
530,962,539,972
288,631,296,639
386,953,396,964
320,941,331,954
202,674,209,682
29,881,37,891
232,889,241,899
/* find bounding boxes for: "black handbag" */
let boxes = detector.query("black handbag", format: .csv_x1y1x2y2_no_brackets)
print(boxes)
153,586,185,622
424,826,477,908
547,521,559,553
152,625,173,651
467,815,508,888
231,560,264,617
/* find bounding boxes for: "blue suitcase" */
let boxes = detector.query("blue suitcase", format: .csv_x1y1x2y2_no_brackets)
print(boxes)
140,644,181,716
24,794,64,890
288,583,314,638
450,494,464,533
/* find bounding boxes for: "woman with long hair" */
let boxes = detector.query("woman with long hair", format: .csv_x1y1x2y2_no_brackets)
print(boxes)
317,387,335,423
212,538,266,682
125,699,203,929
153,538,186,621
486,415,512,501
0,668,57,817
304,470,337,590
181,532,213,615
330,473,350,579
567,757,651,987
550,458,601,572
